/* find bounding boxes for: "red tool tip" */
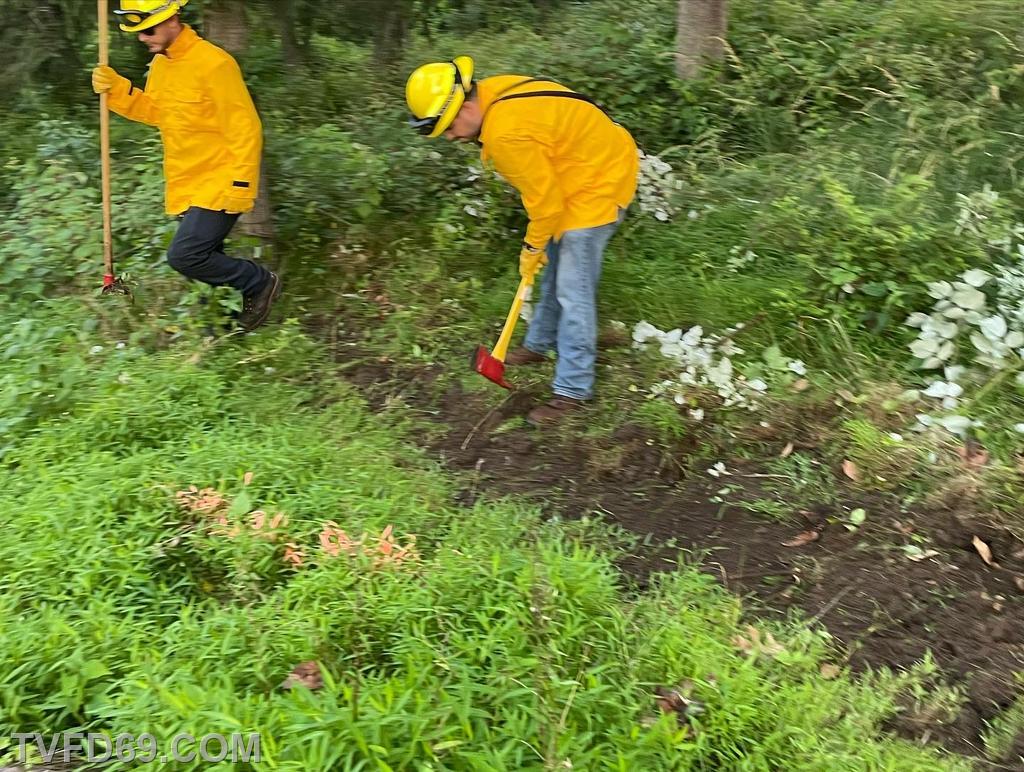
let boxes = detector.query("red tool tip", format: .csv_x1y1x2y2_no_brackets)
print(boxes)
474,345,513,390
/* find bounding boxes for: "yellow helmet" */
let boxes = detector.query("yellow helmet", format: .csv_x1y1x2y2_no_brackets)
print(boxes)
406,56,474,138
113,0,189,33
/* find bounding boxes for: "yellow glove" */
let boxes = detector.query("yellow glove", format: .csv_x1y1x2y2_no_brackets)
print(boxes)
92,65,128,95
519,244,547,279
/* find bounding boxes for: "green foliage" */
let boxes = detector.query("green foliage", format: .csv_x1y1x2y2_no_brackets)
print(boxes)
0,307,964,769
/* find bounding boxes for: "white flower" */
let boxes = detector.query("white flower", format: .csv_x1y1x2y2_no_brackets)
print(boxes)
707,462,730,478
463,205,479,217
937,415,972,436
842,283,855,294
927,281,954,299
682,326,703,347
923,381,963,399
951,285,987,310
961,268,992,287
888,433,904,442
906,313,929,328
970,332,995,354
632,321,660,344
936,341,956,361
688,210,699,220
910,338,939,358
90,345,104,354
944,365,966,382
747,379,769,393
979,315,1008,340
115,342,126,350
1005,331,1024,348
931,319,960,340
1014,424,1024,433
690,408,705,421
788,360,807,375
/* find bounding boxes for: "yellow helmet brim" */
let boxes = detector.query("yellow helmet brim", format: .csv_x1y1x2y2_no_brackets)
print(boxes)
114,0,184,32
406,56,474,139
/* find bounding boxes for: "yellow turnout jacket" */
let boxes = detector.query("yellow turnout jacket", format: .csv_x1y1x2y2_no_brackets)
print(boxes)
477,75,639,251
106,25,262,216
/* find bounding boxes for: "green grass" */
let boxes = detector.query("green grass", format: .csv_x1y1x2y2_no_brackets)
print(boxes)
0,300,968,770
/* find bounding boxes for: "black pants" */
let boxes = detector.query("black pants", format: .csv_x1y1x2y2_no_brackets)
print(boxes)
167,207,270,296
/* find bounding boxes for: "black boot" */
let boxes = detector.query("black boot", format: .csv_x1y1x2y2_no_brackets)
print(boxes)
238,272,282,331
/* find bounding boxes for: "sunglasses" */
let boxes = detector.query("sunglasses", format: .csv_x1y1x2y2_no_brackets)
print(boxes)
138,23,161,36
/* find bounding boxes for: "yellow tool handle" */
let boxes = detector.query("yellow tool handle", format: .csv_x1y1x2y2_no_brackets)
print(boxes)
98,0,113,278
492,272,535,362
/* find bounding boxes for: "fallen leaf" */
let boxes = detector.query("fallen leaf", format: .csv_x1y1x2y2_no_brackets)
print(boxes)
972,536,995,567
780,442,795,459
837,389,857,402
791,379,810,393
1014,577,1024,593
243,471,254,486
820,663,841,680
280,661,323,691
842,460,861,482
732,625,785,658
903,545,939,562
957,442,990,469
783,530,820,547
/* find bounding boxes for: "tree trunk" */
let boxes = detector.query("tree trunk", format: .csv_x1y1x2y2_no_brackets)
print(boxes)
373,0,413,65
203,0,275,241
203,0,248,53
675,0,729,80
270,0,305,66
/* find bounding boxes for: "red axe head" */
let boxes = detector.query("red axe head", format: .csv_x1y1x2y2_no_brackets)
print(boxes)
473,345,513,390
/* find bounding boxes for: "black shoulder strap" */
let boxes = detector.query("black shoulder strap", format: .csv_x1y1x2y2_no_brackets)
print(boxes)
486,78,610,119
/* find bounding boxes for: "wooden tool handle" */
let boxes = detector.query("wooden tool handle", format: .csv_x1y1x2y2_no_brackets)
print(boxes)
98,0,113,279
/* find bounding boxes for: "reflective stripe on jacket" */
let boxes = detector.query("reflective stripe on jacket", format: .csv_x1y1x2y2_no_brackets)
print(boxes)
477,75,638,250
106,25,262,216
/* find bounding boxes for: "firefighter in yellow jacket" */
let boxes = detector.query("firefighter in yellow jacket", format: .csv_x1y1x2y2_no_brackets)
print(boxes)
406,57,638,425
91,0,280,331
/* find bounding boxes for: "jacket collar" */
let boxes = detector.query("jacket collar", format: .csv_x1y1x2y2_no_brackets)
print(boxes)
165,24,200,59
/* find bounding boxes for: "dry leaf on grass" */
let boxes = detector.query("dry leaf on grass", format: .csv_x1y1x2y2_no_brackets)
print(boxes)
957,443,990,469
791,379,810,393
243,471,254,486
972,536,996,567
732,625,786,658
820,663,841,680
780,442,795,458
841,460,861,482
653,683,704,726
782,530,820,548
903,545,940,562
280,661,323,691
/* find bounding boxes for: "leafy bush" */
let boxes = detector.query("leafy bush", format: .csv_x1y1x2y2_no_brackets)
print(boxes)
0,313,964,770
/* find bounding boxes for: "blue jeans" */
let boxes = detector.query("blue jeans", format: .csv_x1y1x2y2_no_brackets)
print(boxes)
523,213,623,400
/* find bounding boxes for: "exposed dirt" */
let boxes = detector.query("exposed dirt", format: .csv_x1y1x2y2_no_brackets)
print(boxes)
315,315,1024,767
